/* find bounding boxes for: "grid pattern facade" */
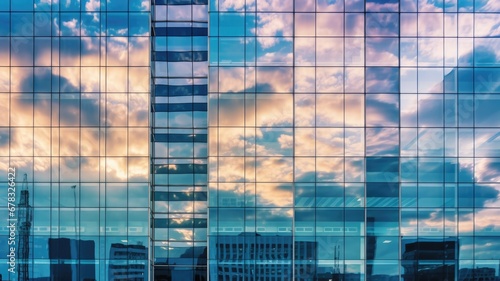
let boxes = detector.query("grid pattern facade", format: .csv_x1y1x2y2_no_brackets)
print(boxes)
208,0,500,280
0,0,150,280
151,0,208,280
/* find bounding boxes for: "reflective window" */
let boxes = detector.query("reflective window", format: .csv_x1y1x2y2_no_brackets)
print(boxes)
3,2,151,280
207,2,500,281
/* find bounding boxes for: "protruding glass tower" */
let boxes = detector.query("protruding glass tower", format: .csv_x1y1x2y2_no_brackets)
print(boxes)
151,0,209,280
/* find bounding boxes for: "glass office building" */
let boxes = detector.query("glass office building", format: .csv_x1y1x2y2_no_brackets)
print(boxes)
0,0,150,280
151,0,208,280
208,0,500,280
1,0,500,280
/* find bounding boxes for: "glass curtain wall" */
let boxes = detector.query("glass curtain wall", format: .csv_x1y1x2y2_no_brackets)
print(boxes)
151,0,208,280
208,0,500,280
0,0,150,280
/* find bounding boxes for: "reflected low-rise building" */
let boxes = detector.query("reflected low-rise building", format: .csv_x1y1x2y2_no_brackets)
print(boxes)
212,233,316,281
153,246,207,281
108,243,148,281
459,268,500,281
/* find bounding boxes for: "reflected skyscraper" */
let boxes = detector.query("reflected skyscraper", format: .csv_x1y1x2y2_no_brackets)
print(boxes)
48,238,96,281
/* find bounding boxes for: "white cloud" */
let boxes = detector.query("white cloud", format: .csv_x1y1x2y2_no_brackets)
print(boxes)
278,134,293,150
141,0,149,11
475,158,500,183
85,0,100,11
475,14,500,37
317,0,343,11
257,51,293,66
418,0,443,12
256,0,292,12
366,2,398,11
345,67,365,93
316,67,343,92
219,0,252,11
366,40,399,66
0,34,150,182
255,95,293,126
63,19,77,29
294,67,315,92
255,13,293,49
53,18,61,36
418,38,444,66
63,18,80,35
117,28,128,35
316,128,344,156
218,67,245,93
217,128,245,156
479,0,500,12
316,13,343,36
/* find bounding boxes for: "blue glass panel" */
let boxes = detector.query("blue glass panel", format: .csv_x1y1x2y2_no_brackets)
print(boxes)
366,157,399,182
366,67,399,93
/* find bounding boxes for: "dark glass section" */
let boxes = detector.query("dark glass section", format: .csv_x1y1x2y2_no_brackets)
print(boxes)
154,27,208,36
154,103,207,112
154,84,208,97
